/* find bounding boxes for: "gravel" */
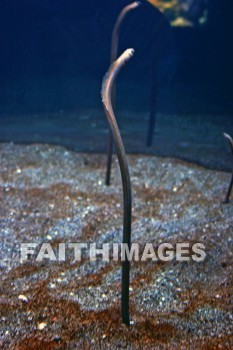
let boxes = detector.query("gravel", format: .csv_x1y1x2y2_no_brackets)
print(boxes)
0,142,232,349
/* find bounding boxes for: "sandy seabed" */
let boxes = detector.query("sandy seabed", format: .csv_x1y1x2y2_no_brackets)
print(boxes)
0,143,232,349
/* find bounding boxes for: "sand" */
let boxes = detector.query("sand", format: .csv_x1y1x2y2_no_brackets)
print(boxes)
0,143,232,349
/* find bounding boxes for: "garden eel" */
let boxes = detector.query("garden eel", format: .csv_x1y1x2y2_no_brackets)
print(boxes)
106,1,140,186
102,49,134,325
223,133,233,204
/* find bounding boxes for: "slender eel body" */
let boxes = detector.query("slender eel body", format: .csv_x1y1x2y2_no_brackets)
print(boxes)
102,49,134,325
223,133,233,204
105,1,140,186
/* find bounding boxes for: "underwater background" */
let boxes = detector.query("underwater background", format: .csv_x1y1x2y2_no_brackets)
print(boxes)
0,3,233,347
0,0,233,170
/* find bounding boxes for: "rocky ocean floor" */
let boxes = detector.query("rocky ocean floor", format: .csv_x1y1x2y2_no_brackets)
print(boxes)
0,143,232,349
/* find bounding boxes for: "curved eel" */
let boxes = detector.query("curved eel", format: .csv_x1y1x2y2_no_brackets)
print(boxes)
102,49,134,325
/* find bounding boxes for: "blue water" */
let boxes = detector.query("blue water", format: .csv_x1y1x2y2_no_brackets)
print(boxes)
0,1,233,171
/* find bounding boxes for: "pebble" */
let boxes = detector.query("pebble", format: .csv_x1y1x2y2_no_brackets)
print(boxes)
53,335,62,342
38,322,47,330
18,295,28,303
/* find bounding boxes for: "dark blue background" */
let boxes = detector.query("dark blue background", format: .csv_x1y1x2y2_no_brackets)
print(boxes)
0,0,232,114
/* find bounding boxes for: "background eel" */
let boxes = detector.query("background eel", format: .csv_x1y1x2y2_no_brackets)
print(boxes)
105,1,140,186
223,133,233,204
